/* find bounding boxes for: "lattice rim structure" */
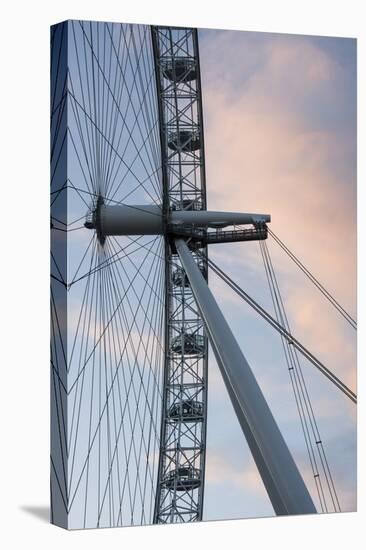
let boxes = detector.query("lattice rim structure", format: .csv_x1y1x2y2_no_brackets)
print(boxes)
151,26,209,524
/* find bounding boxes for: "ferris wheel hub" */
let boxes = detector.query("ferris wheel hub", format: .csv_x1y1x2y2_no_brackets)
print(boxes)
84,195,105,245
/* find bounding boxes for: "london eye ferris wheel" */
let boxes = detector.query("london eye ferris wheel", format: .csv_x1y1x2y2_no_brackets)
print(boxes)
50,20,357,529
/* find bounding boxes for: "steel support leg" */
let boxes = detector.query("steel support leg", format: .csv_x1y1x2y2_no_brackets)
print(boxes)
175,239,316,516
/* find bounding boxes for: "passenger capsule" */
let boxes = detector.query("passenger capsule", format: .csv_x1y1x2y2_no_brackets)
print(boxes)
162,467,201,491
170,333,205,355
169,399,203,421
162,57,197,82
171,198,202,211
172,266,206,287
168,130,201,152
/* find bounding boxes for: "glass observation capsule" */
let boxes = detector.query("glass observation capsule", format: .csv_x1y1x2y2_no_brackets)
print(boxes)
172,266,206,287
168,399,204,421
170,333,205,355
170,198,203,211
168,130,201,152
162,467,201,491
162,57,197,82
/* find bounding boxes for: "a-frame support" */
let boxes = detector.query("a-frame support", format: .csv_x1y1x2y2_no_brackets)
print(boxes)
175,239,316,516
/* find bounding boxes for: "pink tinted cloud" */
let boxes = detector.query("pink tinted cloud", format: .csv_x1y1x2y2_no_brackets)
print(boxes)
202,33,356,396
205,450,268,497
199,32,356,516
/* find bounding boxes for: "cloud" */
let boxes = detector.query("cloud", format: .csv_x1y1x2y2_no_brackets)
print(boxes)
200,29,356,390
205,451,267,496
199,30,357,518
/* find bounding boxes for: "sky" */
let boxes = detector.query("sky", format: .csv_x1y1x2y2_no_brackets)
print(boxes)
198,28,357,520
